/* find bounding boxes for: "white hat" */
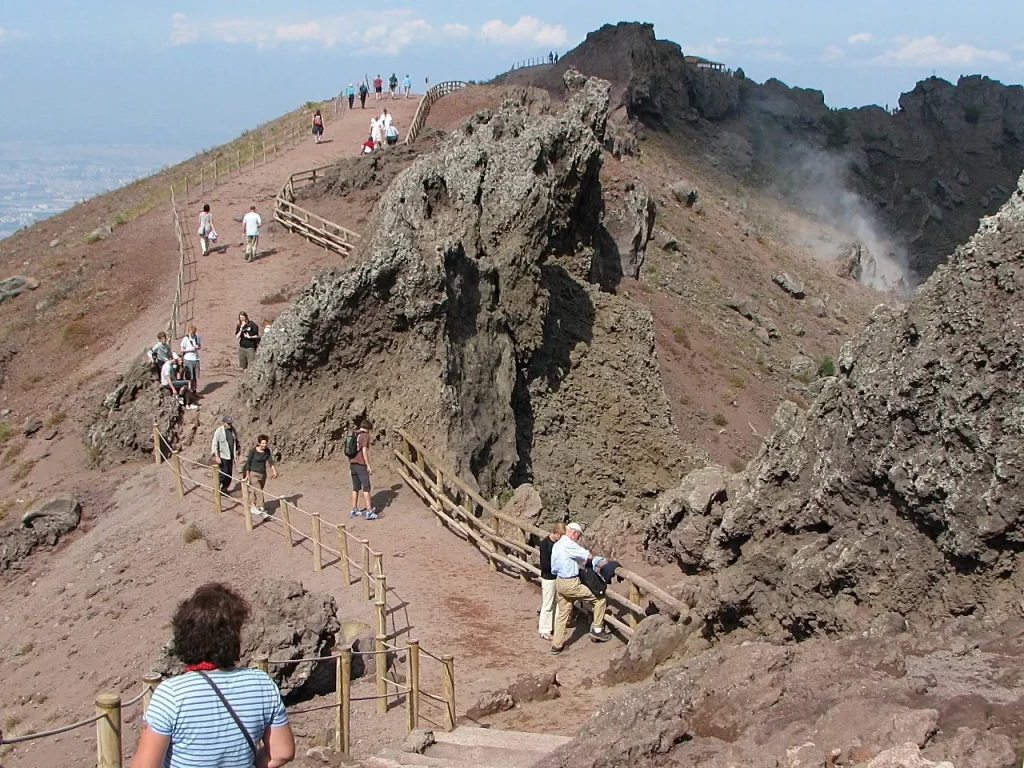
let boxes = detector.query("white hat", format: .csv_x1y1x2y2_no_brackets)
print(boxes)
566,522,584,534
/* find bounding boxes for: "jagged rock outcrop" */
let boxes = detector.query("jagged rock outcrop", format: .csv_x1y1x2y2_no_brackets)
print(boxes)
498,22,1024,282
239,73,684,520
85,357,181,466
605,183,656,279
1,495,81,571
648,173,1024,638
153,579,340,695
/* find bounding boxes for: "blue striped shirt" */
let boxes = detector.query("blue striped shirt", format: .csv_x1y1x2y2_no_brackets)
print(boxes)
144,669,288,768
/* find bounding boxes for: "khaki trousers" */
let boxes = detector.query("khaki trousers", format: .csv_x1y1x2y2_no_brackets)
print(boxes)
539,578,557,636
552,576,606,649
248,471,266,509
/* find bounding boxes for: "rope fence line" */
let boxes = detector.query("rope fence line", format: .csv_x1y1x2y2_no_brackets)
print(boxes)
155,425,458,754
394,429,693,639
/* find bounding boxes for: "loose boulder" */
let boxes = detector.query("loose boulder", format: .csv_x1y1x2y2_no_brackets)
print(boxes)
604,614,691,684
771,272,805,299
1,495,81,571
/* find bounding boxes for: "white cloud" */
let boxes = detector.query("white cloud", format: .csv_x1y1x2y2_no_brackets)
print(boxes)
821,45,845,63
684,37,732,60
848,32,874,44
0,26,29,43
479,16,567,47
873,35,1010,67
169,11,564,54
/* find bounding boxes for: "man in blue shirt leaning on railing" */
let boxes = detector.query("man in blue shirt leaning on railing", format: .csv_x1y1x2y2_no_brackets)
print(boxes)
549,522,611,654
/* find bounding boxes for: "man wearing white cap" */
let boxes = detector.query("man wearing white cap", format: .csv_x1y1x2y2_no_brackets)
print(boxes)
549,522,610,653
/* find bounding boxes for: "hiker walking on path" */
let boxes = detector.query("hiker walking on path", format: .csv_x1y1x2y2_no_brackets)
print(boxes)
235,311,260,371
538,522,565,640
197,204,216,256
346,419,376,519
389,73,398,98
403,74,412,98
347,84,356,109
549,522,611,654
370,117,383,150
180,324,202,394
242,205,262,262
243,434,278,520
129,582,295,768
311,109,324,143
160,354,198,409
359,82,369,108
373,74,383,100
211,415,240,494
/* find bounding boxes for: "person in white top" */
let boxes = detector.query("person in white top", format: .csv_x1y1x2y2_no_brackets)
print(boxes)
370,118,383,149
381,109,393,130
549,522,610,654
160,355,198,409
180,325,202,394
241,205,262,262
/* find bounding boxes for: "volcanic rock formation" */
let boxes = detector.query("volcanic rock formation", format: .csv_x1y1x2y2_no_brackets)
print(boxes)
648,172,1024,639
239,73,685,520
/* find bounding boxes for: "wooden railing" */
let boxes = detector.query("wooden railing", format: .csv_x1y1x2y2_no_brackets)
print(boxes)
393,430,691,639
274,166,361,257
405,81,468,145
167,188,196,339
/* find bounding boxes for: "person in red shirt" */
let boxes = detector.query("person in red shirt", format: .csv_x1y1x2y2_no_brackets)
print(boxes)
373,74,383,101
362,135,375,154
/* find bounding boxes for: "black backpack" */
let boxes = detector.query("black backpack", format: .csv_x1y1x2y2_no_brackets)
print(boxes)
343,432,360,459
579,566,607,598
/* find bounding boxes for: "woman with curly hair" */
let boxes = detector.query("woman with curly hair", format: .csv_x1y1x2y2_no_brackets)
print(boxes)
130,583,295,768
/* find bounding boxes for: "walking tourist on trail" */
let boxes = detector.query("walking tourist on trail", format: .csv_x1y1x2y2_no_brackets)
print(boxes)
373,74,383,100
148,331,171,371
129,582,295,768
381,108,393,130
385,123,399,146
211,415,241,494
311,109,324,144
359,82,369,108
197,203,216,256
242,205,262,262
549,522,611,654
346,419,376,519
180,324,202,394
538,522,565,640
347,84,356,109
403,74,412,98
235,311,260,371
389,72,398,98
370,118,383,150
160,354,198,409
243,435,278,521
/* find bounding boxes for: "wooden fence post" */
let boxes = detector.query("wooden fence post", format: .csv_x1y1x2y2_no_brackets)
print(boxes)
376,575,388,614
184,175,189,204
312,513,323,571
95,693,122,768
442,655,456,731
213,157,218,183
361,541,371,601
629,582,641,629
242,482,253,532
340,647,352,753
407,639,420,731
212,464,223,514
338,525,351,585
251,143,255,168
375,633,387,715
142,674,161,713
153,423,162,465
171,453,184,499
254,653,270,674
375,600,387,639
374,552,384,580
280,500,293,548
200,165,204,196
262,139,267,164
236,149,241,173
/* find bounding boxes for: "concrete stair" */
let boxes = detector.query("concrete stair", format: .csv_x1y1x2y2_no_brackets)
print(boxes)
366,726,572,768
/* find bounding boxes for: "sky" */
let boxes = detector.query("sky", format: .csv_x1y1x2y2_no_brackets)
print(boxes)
0,1,1022,153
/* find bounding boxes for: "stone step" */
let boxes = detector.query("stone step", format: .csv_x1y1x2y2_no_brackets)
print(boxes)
425,741,549,768
365,747,512,768
432,726,572,754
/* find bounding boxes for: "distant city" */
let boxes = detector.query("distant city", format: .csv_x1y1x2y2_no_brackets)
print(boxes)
0,142,193,241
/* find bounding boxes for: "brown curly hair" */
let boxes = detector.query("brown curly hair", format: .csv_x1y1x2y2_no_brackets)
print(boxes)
172,583,250,668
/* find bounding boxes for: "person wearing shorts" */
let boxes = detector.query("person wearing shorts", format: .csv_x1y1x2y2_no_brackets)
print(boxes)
373,75,383,100
349,420,375,519
242,205,262,262
312,109,324,143
180,325,201,394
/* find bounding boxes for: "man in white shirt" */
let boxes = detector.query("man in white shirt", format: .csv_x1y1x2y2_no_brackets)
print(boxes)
242,205,262,262
549,522,610,653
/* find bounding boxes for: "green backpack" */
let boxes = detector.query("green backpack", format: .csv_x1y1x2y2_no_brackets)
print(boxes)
343,432,360,459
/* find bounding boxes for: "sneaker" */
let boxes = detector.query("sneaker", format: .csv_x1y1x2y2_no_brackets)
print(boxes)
177,396,184,405
590,627,611,643
258,507,271,520
349,509,362,518
539,633,552,641
549,646,563,655
185,404,199,410
365,510,380,520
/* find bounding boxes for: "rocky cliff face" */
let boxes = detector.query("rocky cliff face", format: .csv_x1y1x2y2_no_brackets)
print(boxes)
500,22,1024,282
238,74,684,520
647,172,1024,638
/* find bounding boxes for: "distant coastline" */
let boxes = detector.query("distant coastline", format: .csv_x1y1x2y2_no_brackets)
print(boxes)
0,142,193,241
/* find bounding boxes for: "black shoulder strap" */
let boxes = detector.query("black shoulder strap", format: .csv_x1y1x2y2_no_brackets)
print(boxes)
196,671,258,755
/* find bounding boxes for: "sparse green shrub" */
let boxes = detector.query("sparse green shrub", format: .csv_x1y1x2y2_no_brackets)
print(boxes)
44,411,66,429
755,353,766,369
729,458,746,473
672,326,691,348
183,524,205,544
819,356,836,377
62,321,90,346
0,422,10,443
728,373,746,390
712,413,728,427
12,460,36,481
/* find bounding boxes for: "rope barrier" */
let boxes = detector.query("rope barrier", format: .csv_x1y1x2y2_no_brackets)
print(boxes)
0,688,147,746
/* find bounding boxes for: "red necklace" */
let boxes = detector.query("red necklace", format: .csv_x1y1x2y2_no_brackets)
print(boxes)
185,661,219,672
